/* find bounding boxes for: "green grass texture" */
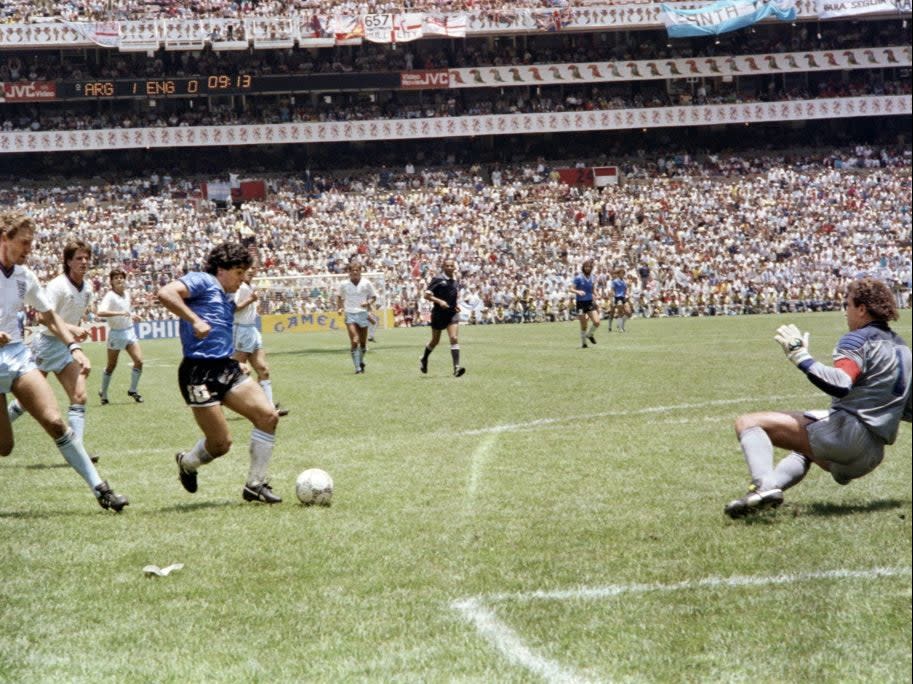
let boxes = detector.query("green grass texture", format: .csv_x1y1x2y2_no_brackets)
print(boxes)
1,311,910,683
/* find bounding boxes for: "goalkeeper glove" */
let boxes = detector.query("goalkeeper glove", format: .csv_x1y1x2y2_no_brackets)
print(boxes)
774,324,812,366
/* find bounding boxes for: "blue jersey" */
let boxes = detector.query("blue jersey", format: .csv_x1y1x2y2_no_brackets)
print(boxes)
573,274,594,302
178,271,236,359
611,278,627,298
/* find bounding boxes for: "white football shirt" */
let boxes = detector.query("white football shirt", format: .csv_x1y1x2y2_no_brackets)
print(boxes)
338,278,377,314
234,281,258,325
98,289,133,330
1,265,52,343
37,274,94,335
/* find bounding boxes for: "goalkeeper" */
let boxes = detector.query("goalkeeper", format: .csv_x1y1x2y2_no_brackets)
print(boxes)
725,277,911,518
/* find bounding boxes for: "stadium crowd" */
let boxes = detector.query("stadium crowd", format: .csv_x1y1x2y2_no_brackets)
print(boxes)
4,144,910,327
7,0,593,23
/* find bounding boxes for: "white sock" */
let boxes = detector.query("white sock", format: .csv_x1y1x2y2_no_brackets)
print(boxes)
248,429,275,485
181,438,213,471
260,379,274,405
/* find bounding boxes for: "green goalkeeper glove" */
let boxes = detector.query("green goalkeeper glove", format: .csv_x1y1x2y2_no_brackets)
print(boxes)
774,324,812,366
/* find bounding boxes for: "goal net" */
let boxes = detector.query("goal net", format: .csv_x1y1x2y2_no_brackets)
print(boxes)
252,272,390,329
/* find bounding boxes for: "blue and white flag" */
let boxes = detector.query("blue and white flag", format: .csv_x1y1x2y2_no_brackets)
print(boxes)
660,0,797,38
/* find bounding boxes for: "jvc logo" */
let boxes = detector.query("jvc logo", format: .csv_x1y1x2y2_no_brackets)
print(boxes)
3,83,54,101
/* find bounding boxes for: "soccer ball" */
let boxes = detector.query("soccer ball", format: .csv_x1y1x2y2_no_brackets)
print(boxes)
295,468,333,506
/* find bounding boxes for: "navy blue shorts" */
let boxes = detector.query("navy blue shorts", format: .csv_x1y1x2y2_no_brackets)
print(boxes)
178,357,249,408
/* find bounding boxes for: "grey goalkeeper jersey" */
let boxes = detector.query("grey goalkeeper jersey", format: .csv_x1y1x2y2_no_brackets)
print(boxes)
798,322,911,444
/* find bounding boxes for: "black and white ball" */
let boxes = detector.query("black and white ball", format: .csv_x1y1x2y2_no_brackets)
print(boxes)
295,468,333,506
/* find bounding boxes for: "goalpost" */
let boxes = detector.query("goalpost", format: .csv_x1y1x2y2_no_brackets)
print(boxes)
251,272,391,330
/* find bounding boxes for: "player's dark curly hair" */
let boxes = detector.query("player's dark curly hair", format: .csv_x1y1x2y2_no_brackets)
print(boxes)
847,277,898,322
62,240,91,277
204,242,253,275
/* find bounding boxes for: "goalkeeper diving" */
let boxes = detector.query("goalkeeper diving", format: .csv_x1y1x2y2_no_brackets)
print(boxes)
724,277,911,518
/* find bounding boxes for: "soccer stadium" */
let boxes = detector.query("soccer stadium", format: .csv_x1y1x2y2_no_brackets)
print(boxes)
1,0,911,680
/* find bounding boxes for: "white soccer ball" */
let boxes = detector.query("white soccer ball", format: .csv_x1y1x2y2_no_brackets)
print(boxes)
295,468,333,506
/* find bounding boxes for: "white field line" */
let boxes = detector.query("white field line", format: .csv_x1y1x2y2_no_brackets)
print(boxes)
451,393,815,437
451,566,912,684
451,597,592,684
464,433,498,516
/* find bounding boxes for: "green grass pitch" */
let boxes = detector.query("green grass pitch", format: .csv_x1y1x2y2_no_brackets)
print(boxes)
1,312,910,682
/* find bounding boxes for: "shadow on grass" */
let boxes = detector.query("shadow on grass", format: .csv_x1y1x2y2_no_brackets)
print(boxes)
0,499,238,519
731,499,908,524
156,500,236,513
270,343,416,357
801,498,908,517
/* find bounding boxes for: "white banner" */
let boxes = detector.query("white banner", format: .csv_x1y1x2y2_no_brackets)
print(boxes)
0,1,876,49
394,14,425,43
446,46,912,89
61,20,120,47
422,15,467,38
816,0,898,17
362,14,394,42
0,96,908,154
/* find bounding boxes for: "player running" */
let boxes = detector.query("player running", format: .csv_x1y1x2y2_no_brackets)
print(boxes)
570,258,600,348
158,243,282,504
0,212,128,512
232,266,288,415
419,257,466,377
336,262,377,374
96,268,145,405
609,268,631,332
7,240,99,461
724,277,911,518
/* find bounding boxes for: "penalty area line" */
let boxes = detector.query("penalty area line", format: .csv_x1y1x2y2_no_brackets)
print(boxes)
451,566,911,684
450,393,816,437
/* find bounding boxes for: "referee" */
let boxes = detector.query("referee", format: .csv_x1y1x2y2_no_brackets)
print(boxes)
419,257,466,377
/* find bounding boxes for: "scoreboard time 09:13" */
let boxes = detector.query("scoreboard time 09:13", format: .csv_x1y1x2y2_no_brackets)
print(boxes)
71,75,255,98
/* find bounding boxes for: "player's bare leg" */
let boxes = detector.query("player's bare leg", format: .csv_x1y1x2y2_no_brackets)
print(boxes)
13,370,127,510
99,347,119,404
0,395,14,456
124,342,144,402
347,322,364,374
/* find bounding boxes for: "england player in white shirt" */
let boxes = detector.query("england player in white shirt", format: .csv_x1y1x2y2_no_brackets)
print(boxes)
0,212,128,511
232,266,288,416
95,268,144,405
7,239,99,461
336,262,377,374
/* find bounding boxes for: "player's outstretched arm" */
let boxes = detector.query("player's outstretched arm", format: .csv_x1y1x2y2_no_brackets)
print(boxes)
774,323,856,398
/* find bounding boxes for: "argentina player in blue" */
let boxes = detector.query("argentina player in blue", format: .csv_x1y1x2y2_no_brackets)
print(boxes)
569,258,600,348
609,268,630,333
725,278,911,518
157,243,282,504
